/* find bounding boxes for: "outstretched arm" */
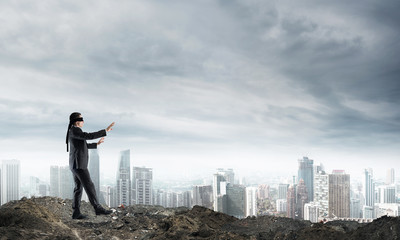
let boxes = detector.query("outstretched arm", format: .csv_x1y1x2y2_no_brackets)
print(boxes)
70,127,106,140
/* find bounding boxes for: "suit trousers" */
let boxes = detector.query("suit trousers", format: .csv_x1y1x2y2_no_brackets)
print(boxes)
70,168,100,210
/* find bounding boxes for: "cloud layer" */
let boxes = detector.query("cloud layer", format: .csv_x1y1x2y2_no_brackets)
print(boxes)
1,0,399,179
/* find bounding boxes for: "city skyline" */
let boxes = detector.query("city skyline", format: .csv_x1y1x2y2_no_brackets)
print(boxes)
1,0,399,180
2,158,399,221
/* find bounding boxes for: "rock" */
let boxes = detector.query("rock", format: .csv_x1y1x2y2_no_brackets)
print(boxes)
1,197,400,239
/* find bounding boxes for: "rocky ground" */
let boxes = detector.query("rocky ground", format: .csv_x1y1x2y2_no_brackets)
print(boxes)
1,197,400,239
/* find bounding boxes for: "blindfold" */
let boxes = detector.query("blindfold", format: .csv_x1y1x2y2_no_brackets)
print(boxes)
71,117,84,123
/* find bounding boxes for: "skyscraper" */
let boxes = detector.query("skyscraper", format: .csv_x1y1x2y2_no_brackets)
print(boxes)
298,157,314,202
287,185,296,219
1,160,20,205
192,185,213,209
88,149,101,201
213,168,234,211
226,183,246,218
116,149,131,206
278,184,289,200
30,176,40,197
386,168,395,185
245,187,257,217
50,166,60,197
59,166,73,199
296,179,309,219
257,184,270,199
314,170,329,218
378,185,396,204
329,170,350,218
363,169,375,215
132,167,153,205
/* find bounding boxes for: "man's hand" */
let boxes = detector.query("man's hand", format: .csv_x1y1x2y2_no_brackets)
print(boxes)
106,122,115,132
97,137,105,145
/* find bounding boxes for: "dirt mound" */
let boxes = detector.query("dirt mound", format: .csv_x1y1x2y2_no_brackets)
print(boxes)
1,196,400,239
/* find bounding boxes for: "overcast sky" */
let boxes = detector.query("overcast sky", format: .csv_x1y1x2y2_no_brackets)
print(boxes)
1,0,399,182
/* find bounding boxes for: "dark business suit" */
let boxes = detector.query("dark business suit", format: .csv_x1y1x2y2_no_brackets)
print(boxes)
68,126,106,211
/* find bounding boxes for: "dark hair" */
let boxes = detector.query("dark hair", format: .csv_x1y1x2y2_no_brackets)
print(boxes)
66,112,82,152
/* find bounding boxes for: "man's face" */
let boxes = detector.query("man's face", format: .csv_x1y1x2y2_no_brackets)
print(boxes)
76,115,84,128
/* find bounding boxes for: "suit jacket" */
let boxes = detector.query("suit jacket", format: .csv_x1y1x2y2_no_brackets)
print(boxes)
68,126,106,169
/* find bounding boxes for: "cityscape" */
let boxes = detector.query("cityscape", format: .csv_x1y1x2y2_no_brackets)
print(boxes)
1,150,399,223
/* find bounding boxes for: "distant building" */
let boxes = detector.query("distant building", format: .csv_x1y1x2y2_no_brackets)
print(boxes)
59,166,73,199
350,198,361,218
181,191,191,208
89,149,105,204
314,170,329,218
304,202,319,222
257,184,270,199
276,199,287,212
192,185,213,209
132,167,153,205
377,185,396,204
363,205,374,219
287,185,296,219
245,187,257,217
278,184,289,200
329,170,350,218
296,179,309,219
364,169,375,218
375,203,400,218
1,160,20,205
116,150,131,206
298,157,314,202
226,183,246,218
386,168,395,185
38,184,48,196
105,186,117,208
30,176,40,197
50,166,60,197
213,168,234,211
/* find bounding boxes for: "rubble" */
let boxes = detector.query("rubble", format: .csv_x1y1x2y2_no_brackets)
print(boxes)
1,196,400,239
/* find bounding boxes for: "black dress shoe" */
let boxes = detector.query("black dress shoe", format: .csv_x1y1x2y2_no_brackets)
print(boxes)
95,207,112,215
72,213,87,219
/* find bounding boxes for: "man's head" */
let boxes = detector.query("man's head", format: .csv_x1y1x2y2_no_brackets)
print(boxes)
69,112,84,128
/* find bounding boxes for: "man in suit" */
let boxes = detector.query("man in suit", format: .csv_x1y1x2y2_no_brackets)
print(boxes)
66,112,115,219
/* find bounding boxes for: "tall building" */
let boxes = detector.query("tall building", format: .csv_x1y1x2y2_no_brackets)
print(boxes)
132,167,153,205
364,169,375,207
30,176,40,197
116,150,131,206
314,170,329,218
296,179,309,219
350,198,361,218
386,168,395,185
329,170,350,218
304,202,319,222
257,184,270,199
287,185,296,219
89,149,105,204
192,185,213,209
181,191,192,208
50,166,60,197
245,187,257,217
59,166,73,199
278,184,289,200
213,168,234,211
226,183,246,218
378,185,396,204
298,157,314,202
1,160,20,205
276,199,287,212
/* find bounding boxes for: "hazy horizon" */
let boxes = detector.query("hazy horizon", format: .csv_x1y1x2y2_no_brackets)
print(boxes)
1,0,399,184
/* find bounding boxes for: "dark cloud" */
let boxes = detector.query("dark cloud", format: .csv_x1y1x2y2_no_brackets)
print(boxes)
1,0,399,174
